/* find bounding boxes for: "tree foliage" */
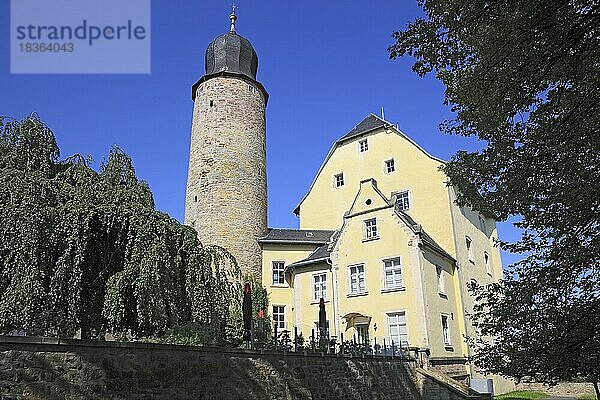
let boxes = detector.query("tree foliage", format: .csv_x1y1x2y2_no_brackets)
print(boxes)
390,0,599,391
0,114,243,343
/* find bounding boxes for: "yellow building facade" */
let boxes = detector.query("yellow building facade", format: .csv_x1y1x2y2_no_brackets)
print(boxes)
260,114,512,391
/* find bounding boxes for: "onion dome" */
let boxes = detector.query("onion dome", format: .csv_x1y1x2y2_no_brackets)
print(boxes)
204,6,259,81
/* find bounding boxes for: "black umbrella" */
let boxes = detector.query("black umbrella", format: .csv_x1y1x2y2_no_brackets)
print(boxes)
242,282,252,342
318,297,327,337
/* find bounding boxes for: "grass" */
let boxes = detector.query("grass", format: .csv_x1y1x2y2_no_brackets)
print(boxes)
495,391,549,400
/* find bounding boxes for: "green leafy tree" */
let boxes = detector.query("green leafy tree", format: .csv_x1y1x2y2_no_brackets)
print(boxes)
390,0,599,396
0,114,241,343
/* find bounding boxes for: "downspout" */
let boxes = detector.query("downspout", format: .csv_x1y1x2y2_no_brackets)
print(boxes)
416,237,431,357
447,185,474,381
327,258,341,339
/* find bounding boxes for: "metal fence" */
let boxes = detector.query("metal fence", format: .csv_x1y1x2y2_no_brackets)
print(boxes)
248,326,417,360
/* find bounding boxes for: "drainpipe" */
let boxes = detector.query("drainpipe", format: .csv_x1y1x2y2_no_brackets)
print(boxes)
327,258,341,339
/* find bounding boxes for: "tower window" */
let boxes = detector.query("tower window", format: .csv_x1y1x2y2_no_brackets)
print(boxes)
385,159,395,174
334,173,344,188
194,195,198,202
209,100,215,107
359,139,368,152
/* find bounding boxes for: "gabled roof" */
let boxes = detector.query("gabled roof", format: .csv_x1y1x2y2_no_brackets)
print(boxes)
337,114,388,143
258,228,335,245
293,113,446,215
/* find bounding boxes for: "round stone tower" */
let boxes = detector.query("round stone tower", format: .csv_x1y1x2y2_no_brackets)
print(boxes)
184,9,268,280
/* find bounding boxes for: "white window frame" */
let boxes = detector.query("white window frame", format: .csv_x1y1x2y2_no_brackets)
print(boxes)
484,252,491,276
436,265,446,295
382,257,403,290
384,158,395,174
387,311,409,347
395,190,410,211
466,236,474,262
333,172,344,188
364,218,378,240
441,314,451,346
272,305,286,330
348,263,366,295
272,261,286,286
313,272,327,301
359,138,368,152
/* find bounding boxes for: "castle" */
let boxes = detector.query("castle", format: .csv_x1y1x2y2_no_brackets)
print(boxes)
184,10,511,394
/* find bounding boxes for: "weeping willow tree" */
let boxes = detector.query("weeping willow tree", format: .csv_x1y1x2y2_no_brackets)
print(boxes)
0,114,242,342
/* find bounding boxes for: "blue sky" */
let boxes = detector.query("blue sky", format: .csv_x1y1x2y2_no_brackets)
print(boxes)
0,1,522,267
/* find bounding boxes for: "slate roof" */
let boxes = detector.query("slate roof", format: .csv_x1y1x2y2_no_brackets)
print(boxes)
337,114,389,143
285,231,340,270
258,228,335,244
205,32,258,81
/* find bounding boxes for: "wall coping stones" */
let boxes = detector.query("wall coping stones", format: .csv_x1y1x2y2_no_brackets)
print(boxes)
417,367,492,399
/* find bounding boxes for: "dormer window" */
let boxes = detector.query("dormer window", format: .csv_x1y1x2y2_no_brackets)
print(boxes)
359,139,368,152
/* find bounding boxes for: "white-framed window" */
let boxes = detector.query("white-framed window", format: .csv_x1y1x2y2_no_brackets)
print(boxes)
272,261,285,285
334,172,344,188
364,218,378,239
395,191,410,211
383,257,403,289
385,159,395,174
348,264,366,294
387,312,408,347
484,252,491,275
466,236,473,262
272,305,285,329
313,273,327,301
436,266,446,295
356,324,369,344
359,138,368,152
441,314,451,346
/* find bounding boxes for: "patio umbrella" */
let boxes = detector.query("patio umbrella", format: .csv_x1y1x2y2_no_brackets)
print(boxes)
318,297,327,337
242,282,252,342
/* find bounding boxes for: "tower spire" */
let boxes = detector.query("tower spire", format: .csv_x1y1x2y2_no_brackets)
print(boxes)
230,3,237,32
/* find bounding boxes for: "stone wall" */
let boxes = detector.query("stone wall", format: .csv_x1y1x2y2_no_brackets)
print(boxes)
0,336,490,400
516,382,597,398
